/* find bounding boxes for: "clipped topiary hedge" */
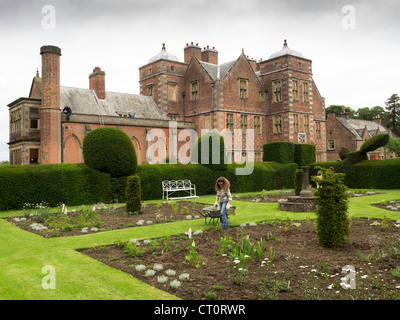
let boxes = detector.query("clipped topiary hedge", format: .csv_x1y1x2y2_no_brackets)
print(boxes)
190,131,227,171
309,158,400,189
0,164,111,211
137,161,297,200
126,174,142,213
263,142,295,164
82,127,138,177
294,143,316,167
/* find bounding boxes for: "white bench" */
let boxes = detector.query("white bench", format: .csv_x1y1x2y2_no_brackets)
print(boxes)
162,180,198,200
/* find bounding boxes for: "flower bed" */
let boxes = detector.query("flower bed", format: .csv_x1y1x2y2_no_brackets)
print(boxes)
82,218,400,300
7,201,206,237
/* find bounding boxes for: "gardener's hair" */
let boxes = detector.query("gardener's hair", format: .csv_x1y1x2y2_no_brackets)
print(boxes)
215,177,230,191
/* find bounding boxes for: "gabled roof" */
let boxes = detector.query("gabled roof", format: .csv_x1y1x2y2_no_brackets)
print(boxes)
198,59,236,80
335,117,390,140
60,86,167,120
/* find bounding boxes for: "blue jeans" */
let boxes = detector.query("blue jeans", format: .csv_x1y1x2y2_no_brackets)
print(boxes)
219,201,229,229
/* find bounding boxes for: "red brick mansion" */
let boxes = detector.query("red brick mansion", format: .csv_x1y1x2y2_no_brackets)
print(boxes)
7,40,327,165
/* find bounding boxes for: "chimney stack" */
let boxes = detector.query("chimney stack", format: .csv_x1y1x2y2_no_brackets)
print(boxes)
40,45,62,164
89,66,106,99
201,45,218,65
184,42,202,64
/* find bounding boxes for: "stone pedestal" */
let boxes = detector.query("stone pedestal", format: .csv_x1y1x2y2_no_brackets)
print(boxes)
278,166,317,212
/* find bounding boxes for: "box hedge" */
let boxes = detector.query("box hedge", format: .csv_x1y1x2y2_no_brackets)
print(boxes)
0,164,111,211
309,158,400,189
0,161,298,210
294,143,316,167
263,142,295,164
137,162,297,200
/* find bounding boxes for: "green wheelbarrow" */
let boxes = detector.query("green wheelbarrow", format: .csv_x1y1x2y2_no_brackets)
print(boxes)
193,205,236,225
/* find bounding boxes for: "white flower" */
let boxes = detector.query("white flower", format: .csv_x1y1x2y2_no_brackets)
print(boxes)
361,275,368,279
327,284,334,290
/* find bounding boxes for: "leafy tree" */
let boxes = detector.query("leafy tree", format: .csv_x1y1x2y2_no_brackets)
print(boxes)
325,105,356,118
386,138,400,158
385,94,400,136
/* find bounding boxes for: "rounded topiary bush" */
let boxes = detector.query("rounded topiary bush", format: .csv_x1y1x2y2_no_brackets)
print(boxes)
338,147,350,160
126,174,142,214
83,127,137,177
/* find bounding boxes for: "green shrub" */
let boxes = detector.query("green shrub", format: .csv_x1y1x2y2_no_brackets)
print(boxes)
294,143,316,167
82,127,137,177
191,131,227,171
0,164,111,211
294,169,303,196
136,162,297,200
263,142,295,164
343,133,390,165
338,147,350,160
359,133,390,154
344,151,368,165
310,159,400,189
312,167,350,248
126,175,142,213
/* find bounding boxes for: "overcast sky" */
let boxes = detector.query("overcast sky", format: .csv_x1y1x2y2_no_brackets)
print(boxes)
1,0,399,161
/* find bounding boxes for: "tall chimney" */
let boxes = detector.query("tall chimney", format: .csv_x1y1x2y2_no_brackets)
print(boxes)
201,46,218,65
184,42,202,64
89,66,106,99
40,45,62,164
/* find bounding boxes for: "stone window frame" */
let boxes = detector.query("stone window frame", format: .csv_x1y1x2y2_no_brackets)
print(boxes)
226,112,234,133
304,115,310,134
327,139,335,150
273,114,282,134
240,114,248,132
302,81,309,103
254,115,261,135
239,78,248,99
146,84,154,97
272,80,282,102
10,108,22,133
190,81,199,101
315,121,321,138
292,79,299,101
293,114,299,133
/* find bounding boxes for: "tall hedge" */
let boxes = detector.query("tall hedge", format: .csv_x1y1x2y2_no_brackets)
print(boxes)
263,142,295,164
82,127,137,177
309,158,400,189
190,131,227,171
294,143,316,167
0,164,111,211
137,162,297,200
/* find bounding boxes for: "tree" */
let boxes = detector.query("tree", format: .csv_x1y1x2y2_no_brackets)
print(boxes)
385,94,400,136
325,105,356,118
386,138,400,158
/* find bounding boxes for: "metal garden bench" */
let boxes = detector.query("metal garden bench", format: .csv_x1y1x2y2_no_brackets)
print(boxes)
162,180,198,200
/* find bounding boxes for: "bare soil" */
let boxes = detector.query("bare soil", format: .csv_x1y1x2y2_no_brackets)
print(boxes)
6,201,213,238
81,217,400,300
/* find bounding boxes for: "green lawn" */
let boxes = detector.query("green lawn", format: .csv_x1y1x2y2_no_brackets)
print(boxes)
1,189,399,300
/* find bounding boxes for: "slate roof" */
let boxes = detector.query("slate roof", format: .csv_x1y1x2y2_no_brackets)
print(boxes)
335,117,389,140
198,60,237,80
60,86,167,120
